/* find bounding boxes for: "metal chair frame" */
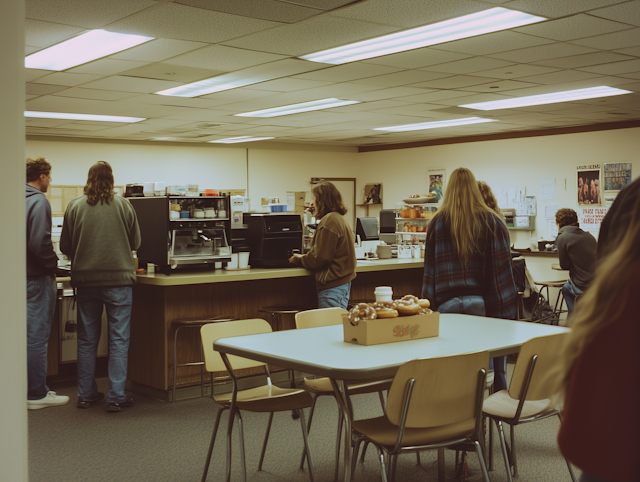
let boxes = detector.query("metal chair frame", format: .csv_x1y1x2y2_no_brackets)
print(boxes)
531,281,567,324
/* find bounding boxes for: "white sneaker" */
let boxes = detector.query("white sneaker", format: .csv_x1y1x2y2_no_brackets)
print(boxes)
27,391,70,410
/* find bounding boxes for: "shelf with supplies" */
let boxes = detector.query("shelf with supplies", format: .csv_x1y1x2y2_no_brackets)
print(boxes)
394,202,438,246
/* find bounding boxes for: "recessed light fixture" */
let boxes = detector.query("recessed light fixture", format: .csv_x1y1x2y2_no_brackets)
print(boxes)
300,8,545,65
235,98,359,118
209,136,275,144
459,86,632,110
25,111,146,123
25,30,154,71
374,117,497,132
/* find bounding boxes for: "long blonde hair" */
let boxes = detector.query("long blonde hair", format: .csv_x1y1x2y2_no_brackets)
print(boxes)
551,193,640,401
437,168,499,266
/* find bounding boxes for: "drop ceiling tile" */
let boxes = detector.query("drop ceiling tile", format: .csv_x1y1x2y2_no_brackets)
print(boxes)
25,94,39,101
25,19,84,48
514,14,630,41
111,39,209,62
344,86,437,101
26,69,53,82
119,63,226,83
26,83,69,95
489,42,598,63
394,89,480,104
615,46,640,57
166,45,287,72
448,33,561,58
410,75,500,89
330,0,485,28
366,48,472,69
174,0,321,23
497,77,636,96
351,70,452,87
329,100,413,112
248,78,334,92
26,0,156,28
570,28,640,49
503,0,628,18
31,72,103,86
55,123,114,131
26,118,70,127
367,103,441,115
578,58,640,75
591,1,640,27
68,59,151,75
532,51,635,69
474,64,561,80
27,95,119,114
81,76,182,94
53,88,140,101
458,79,544,92
619,72,640,80
517,69,604,85
425,57,515,75
120,94,224,109
26,46,39,54
222,15,398,56
115,103,205,118
293,63,402,83
109,3,280,44
200,88,280,103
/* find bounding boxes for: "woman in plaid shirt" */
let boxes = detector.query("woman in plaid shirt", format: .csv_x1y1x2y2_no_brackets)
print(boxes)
422,168,517,391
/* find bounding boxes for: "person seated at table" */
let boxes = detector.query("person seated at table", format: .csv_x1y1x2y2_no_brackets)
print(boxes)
553,194,640,482
422,167,517,392
289,181,356,310
555,208,597,314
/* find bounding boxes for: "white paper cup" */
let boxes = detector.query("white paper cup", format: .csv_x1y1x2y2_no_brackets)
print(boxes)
226,253,238,270
239,252,250,269
374,286,393,302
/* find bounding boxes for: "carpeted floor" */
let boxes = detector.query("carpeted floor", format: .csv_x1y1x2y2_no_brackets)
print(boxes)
28,375,579,482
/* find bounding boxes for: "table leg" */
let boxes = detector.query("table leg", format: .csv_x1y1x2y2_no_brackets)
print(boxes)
330,379,353,482
438,447,445,482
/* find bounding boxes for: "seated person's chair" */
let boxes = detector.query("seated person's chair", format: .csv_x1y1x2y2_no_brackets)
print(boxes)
200,319,316,482
295,307,392,480
483,332,577,482
349,351,490,482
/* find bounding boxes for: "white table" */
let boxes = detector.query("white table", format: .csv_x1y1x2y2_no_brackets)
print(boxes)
215,314,569,482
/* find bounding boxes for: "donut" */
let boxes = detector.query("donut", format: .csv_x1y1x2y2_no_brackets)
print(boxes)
418,307,433,315
401,294,419,304
371,302,399,318
348,303,377,326
396,300,421,316
417,298,431,308
371,300,398,310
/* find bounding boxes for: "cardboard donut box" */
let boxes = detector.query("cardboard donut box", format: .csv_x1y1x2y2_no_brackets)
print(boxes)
342,311,440,346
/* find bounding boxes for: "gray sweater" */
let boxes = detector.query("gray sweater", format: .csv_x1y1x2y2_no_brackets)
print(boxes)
557,225,598,291
60,195,141,287
26,184,58,278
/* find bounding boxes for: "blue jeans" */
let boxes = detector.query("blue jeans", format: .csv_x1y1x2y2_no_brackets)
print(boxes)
318,281,351,310
562,278,584,314
27,275,57,400
438,295,508,392
77,286,133,404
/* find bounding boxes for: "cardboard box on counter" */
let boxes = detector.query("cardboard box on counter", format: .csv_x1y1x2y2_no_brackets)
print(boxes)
342,312,439,346
287,191,308,214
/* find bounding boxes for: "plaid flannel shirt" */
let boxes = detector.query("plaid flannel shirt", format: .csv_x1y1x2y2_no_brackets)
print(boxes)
422,212,517,320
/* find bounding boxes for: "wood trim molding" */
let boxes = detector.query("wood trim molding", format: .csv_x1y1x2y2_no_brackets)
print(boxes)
358,119,640,153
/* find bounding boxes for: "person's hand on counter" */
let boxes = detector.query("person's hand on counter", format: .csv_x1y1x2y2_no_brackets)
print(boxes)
289,253,303,265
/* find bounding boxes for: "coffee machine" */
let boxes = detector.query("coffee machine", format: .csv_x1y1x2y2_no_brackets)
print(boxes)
243,213,302,268
130,196,231,274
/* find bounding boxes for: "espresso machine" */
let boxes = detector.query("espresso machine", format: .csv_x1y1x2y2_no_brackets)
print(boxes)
130,196,231,274
244,213,303,268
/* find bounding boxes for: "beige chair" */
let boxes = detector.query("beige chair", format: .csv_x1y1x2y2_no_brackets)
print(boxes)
295,307,392,479
349,351,490,482
483,333,577,482
200,319,316,482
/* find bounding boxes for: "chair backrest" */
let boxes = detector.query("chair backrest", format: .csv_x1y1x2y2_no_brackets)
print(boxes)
200,319,272,373
386,351,489,429
508,332,568,401
295,307,347,329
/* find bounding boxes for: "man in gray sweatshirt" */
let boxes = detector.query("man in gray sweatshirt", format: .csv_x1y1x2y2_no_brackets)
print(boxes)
26,157,70,410
556,208,598,313
61,161,140,412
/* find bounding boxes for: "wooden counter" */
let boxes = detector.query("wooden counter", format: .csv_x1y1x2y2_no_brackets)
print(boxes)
128,258,425,399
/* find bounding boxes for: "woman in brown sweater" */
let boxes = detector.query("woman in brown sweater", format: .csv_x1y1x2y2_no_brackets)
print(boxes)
289,181,356,309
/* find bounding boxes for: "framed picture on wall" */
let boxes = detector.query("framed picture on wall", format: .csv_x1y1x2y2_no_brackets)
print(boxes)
428,168,445,201
603,162,632,192
576,164,602,206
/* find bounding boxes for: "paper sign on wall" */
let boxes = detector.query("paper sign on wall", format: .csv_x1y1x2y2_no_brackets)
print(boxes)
579,207,607,231
540,178,555,200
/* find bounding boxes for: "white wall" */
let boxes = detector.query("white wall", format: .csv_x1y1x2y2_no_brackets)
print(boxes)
1,1,28,480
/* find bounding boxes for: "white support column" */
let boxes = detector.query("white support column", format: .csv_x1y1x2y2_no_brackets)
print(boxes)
0,1,28,480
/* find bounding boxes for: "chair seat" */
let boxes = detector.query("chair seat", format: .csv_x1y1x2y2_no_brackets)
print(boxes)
534,281,567,288
483,390,554,419
303,377,393,395
352,415,475,449
215,384,313,412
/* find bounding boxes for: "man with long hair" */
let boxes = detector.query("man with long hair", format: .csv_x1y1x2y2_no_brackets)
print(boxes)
61,161,141,412
26,157,70,409
422,167,517,391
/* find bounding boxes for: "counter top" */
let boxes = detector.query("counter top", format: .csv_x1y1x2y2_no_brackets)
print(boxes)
136,257,424,287
516,250,559,257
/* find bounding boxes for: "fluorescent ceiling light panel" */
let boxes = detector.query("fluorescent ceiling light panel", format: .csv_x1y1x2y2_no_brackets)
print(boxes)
235,98,359,118
156,75,262,98
459,86,633,110
209,136,275,144
300,8,545,65
25,111,146,123
25,30,154,71
374,117,497,132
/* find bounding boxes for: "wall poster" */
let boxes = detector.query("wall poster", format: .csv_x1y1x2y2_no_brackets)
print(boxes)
427,168,445,201
577,164,602,206
604,162,632,192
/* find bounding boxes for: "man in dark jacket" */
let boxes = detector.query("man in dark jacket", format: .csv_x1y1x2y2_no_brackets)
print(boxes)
26,157,69,410
555,208,598,313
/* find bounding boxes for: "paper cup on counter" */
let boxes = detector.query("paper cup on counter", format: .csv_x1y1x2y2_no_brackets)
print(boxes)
239,252,250,269
226,253,238,270
374,286,393,302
